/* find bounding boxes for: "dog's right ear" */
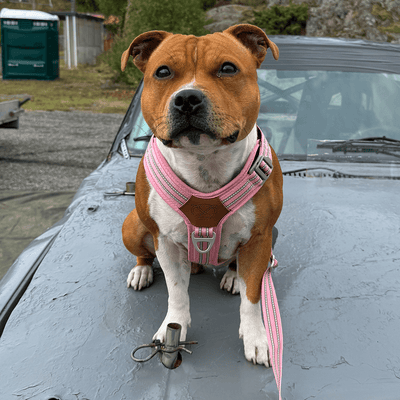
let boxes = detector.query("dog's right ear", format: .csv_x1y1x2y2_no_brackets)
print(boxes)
121,30,172,72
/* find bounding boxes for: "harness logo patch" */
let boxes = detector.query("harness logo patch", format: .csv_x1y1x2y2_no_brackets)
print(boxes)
191,204,217,219
179,195,230,228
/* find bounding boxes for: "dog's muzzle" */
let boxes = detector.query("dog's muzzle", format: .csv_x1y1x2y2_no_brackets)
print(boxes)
168,89,216,145
173,89,205,116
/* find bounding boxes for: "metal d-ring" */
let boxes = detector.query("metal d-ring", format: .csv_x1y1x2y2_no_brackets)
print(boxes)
191,231,216,254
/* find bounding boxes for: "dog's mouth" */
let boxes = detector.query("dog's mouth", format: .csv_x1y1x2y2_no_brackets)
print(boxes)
163,127,240,147
225,130,239,144
166,126,216,146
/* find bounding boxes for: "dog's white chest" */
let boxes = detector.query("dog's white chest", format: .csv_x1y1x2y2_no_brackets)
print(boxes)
147,184,256,264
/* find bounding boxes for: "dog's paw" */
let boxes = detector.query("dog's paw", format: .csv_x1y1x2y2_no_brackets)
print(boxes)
153,312,191,343
220,268,240,294
239,324,271,367
127,264,153,290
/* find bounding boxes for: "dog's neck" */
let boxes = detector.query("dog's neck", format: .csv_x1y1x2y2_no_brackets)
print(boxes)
158,124,258,193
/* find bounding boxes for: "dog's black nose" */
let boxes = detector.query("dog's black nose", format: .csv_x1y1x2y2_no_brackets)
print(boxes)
173,89,205,115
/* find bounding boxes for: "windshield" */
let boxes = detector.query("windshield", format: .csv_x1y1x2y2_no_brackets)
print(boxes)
125,69,400,161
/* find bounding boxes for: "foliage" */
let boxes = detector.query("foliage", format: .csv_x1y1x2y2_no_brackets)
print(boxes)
103,0,211,86
76,0,101,13
371,3,392,21
0,0,71,13
372,3,400,38
253,1,308,35
201,0,217,10
95,0,127,18
231,0,267,6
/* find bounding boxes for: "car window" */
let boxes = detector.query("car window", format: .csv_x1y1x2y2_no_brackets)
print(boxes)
257,70,400,156
125,69,400,159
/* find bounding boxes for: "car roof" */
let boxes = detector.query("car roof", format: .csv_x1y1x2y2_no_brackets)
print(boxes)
262,35,400,74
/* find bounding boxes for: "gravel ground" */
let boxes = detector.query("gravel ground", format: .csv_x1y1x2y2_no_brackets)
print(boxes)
0,110,124,191
0,110,124,279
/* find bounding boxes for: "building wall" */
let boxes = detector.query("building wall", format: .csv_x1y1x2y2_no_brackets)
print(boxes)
63,16,104,66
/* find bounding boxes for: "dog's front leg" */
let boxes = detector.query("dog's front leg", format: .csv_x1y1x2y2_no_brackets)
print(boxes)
237,276,270,367
153,237,191,342
237,233,274,367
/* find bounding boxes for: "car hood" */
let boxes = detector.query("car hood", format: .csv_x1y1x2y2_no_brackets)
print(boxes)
0,154,399,399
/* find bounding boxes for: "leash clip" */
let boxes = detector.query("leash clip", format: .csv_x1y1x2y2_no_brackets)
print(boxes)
249,155,273,182
270,253,278,269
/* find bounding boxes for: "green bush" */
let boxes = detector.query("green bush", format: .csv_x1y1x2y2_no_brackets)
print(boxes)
253,1,308,35
104,0,210,86
201,0,217,10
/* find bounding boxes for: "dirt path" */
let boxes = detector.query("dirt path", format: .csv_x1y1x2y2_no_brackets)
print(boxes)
0,110,124,278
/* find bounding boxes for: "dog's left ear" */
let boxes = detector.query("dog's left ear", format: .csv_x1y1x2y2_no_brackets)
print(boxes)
223,24,279,67
121,30,172,72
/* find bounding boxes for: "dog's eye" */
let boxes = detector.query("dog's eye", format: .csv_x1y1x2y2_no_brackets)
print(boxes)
218,62,239,77
155,65,172,79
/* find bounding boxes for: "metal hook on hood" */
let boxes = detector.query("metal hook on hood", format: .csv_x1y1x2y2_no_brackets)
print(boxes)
131,323,198,369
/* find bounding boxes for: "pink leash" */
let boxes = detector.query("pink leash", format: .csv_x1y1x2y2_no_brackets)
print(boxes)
262,252,283,400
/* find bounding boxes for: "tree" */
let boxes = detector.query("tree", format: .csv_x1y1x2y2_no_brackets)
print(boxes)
104,0,210,85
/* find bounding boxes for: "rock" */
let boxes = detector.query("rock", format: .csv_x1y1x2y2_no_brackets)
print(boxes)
205,4,253,32
307,0,400,43
205,0,400,43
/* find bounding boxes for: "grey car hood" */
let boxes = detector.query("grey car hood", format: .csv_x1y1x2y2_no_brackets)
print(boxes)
0,155,399,400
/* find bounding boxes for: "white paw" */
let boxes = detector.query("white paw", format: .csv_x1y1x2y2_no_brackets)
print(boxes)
153,312,191,343
220,269,240,294
127,264,153,290
239,324,271,367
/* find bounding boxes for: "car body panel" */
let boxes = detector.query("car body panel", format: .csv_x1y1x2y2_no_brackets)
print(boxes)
0,154,400,399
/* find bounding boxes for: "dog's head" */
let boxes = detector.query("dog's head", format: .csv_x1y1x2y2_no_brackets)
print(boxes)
121,24,279,150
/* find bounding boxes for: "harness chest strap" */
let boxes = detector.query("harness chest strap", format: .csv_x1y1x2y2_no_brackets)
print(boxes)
143,127,273,266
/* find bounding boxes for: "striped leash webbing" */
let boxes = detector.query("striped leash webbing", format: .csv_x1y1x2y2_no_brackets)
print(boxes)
261,252,283,400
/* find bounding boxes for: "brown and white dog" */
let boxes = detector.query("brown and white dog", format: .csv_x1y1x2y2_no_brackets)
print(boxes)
121,24,283,367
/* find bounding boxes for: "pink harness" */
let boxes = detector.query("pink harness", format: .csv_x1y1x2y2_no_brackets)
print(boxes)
143,127,282,398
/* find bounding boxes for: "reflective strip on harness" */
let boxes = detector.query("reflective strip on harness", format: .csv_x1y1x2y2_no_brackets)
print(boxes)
143,126,273,266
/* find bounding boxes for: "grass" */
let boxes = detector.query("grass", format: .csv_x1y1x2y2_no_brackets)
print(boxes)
372,3,400,37
1,54,138,114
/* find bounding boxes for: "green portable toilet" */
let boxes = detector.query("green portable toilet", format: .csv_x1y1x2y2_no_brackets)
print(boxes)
0,8,59,80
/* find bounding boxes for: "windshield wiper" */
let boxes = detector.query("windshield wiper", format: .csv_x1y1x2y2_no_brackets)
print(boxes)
317,136,400,159
133,134,153,142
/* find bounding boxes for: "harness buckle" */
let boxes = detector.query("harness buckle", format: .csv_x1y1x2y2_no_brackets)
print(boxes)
249,155,273,182
191,231,216,254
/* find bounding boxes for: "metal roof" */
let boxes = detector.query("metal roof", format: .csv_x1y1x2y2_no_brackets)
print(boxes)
49,11,105,22
0,8,59,21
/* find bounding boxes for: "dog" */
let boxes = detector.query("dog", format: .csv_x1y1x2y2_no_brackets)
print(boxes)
121,24,283,367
